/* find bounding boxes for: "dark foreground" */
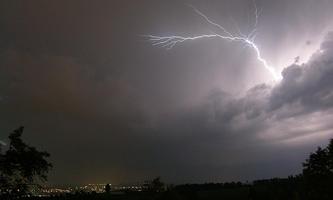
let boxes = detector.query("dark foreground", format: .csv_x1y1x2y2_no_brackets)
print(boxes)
18,177,333,200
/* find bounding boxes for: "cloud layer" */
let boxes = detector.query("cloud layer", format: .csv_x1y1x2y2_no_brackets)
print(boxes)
189,32,333,145
1,0,333,185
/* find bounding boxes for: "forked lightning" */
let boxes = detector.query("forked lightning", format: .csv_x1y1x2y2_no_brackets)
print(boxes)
146,2,282,81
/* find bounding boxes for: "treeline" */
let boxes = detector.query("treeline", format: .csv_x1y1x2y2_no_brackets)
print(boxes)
164,176,301,200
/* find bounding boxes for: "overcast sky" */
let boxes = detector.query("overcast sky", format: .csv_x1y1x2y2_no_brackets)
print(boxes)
1,0,333,185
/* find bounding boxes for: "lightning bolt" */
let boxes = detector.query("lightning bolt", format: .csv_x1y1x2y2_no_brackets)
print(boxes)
146,2,282,81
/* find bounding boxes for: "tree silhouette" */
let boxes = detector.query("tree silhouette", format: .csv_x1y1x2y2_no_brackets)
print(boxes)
105,183,111,193
151,177,165,192
302,139,333,199
0,126,52,197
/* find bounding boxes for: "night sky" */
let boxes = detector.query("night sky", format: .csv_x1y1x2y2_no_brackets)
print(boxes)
1,0,333,185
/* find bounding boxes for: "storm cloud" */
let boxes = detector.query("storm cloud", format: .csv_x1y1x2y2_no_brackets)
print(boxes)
1,0,333,185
